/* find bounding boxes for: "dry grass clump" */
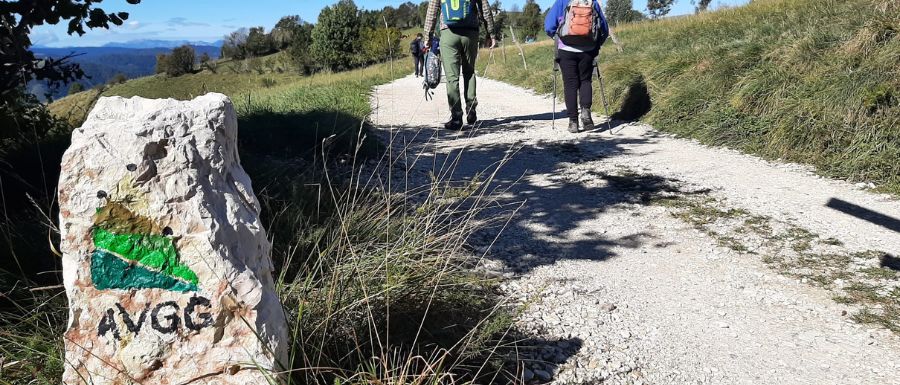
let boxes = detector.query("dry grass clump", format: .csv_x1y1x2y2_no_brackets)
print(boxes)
4,57,521,384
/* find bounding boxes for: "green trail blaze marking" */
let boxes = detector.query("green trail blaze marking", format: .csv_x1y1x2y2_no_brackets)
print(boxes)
91,250,198,292
90,203,199,292
92,228,198,284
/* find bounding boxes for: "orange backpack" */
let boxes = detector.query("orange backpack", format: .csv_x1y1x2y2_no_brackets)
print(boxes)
558,0,601,47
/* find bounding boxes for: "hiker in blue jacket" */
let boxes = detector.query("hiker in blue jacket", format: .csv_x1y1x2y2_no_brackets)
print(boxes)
545,0,609,133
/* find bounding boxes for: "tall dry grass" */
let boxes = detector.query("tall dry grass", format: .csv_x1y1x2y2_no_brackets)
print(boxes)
2,41,527,384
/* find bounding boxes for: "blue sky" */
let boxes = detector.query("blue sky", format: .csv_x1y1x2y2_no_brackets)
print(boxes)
32,0,749,47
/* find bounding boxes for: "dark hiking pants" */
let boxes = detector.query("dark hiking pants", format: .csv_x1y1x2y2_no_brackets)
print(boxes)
413,53,423,76
557,50,596,120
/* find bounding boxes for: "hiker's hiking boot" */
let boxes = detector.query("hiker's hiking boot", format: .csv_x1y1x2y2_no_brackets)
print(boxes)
444,118,463,131
580,107,594,130
568,118,580,133
466,109,477,125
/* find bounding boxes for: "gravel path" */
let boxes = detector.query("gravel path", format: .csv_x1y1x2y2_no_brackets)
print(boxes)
370,74,900,385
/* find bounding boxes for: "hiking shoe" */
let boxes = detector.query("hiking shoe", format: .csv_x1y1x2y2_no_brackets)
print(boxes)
580,108,594,130
567,118,580,133
466,109,477,125
444,118,463,131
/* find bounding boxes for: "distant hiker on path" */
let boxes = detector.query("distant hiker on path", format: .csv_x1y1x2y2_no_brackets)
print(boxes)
424,0,496,130
411,33,425,77
545,0,609,133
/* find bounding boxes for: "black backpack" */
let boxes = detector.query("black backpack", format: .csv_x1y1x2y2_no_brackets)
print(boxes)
423,51,442,100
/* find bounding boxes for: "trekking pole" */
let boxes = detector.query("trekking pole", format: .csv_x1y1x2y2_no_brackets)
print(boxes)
552,61,558,130
596,63,613,133
552,36,559,130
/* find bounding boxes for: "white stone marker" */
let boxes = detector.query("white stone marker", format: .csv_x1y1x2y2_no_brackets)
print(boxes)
58,94,287,384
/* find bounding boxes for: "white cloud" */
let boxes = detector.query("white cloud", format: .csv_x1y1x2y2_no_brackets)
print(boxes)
126,21,144,30
168,17,210,27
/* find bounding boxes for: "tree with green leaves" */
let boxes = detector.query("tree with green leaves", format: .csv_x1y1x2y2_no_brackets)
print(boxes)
606,0,646,25
154,53,168,74
160,45,195,77
310,0,362,71
646,0,675,19
359,9,380,29
245,26,275,57
221,28,249,59
606,0,629,25
490,1,506,40
198,52,215,72
418,1,429,28
381,6,398,27
0,0,141,97
628,9,647,22
360,26,401,65
68,82,85,95
272,15,301,50
521,0,543,40
397,2,419,28
287,22,315,74
110,73,127,84
693,0,713,13
1,0,141,152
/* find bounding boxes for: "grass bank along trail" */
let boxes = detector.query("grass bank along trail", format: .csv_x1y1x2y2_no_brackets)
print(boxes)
372,73,900,384
482,0,900,194
1,57,521,384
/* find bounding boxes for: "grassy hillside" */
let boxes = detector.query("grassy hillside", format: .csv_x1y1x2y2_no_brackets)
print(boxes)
482,0,899,193
30,45,222,101
51,52,407,157
4,51,516,383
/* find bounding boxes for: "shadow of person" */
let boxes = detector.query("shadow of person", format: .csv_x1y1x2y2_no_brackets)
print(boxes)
382,124,697,274
478,111,564,128
581,118,630,134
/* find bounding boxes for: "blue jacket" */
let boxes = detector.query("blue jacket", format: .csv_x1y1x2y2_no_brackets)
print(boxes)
544,0,609,53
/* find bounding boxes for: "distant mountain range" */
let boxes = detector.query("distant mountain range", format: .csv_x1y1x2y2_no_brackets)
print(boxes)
33,39,224,50
100,39,224,49
29,41,222,101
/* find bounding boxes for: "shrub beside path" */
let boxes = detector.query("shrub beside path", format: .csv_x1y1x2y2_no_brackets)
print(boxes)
371,74,900,385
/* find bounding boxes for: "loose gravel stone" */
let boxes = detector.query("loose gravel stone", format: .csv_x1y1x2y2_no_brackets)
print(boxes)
373,75,900,385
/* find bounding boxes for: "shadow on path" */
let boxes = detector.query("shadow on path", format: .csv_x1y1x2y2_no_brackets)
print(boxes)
388,112,636,144
383,122,703,273
826,198,900,233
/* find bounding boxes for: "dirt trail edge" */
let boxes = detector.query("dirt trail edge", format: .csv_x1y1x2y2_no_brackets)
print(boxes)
371,74,900,385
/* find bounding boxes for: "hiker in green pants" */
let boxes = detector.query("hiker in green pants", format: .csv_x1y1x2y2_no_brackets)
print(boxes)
423,0,496,130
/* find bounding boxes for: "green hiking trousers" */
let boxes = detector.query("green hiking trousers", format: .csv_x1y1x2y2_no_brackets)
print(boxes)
440,28,480,120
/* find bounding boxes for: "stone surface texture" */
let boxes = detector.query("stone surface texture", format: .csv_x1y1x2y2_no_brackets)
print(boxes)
59,93,287,384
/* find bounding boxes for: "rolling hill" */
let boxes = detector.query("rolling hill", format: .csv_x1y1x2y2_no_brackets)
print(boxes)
29,44,221,101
